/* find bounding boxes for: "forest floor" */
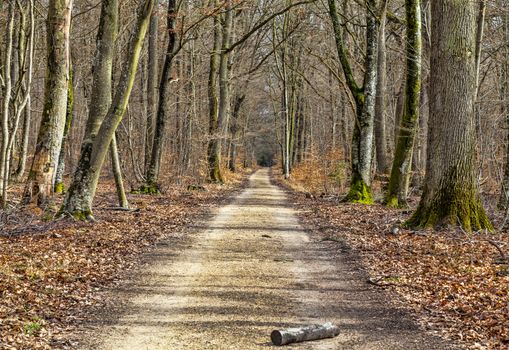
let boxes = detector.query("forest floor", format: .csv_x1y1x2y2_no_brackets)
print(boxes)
75,168,453,350
0,171,247,349
1,168,504,349
281,172,509,350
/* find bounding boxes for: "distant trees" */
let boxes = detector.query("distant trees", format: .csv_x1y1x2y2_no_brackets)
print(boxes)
1,0,507,231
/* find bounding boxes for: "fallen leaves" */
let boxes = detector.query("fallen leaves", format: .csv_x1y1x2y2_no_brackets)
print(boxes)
0,176,246,349
291,193,509,349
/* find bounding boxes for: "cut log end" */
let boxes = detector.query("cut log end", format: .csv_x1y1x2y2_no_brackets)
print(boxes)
270,322,340,346
271,330,284,346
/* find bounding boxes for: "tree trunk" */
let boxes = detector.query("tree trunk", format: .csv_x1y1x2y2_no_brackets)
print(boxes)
374,0,389,175
61,0,117,217
13,96,31,181
228,93,245,172
407,0,492,231
328,0,379,203
385,0,422,208
54,65,74,194
63,0,154,219
498,7,509,209
144,0,177,191
0,2,15,207
7,0,34,187
207,2,222,183
144,4,159,172
110,134,129,208
207,1,233,183
23,0,72,207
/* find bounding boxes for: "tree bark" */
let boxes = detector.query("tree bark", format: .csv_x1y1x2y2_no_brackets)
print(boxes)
207,0,233,183
0,2,15,207
144,4,159,171
54,65,74,194
8,0,35,186
498,6,509,210
61,0,117,217
385,0,422,208
63,0,154,219
374,0,389,175
228,93,245,172
271,323,340,346
407,0,492,231
110,134,129,208
13,96,31,181
328,0,379,204
207,1,222,183
23,0,72,207
144,0,177,191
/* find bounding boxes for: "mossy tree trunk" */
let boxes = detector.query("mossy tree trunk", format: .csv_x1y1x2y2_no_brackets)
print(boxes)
207,0,233,183
61,0,117,218
407,0,492,231
62,0,154,220
144,0,177,192
207,0,223,183
23,0,72,207
328,0,379,204
385,0,422,208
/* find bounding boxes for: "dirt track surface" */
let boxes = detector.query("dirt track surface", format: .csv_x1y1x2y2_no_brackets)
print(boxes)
82,169,456,349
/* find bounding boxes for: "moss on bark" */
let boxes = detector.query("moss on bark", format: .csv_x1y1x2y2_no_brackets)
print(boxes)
133,183,160,195
385,194,399,208
54,182,64,194
71,210,94,221
406,185,493,232
344,178,374,204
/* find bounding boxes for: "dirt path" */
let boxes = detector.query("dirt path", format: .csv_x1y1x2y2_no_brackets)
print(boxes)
82,169,455,349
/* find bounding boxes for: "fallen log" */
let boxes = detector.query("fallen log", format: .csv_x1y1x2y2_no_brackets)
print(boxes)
270,322,340,346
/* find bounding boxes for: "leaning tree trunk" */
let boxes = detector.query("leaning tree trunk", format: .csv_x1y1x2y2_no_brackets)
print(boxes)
62,0,154,220
23,0,72,207
144,0,177,192
61,0,117,217
328,0,379,203
407,0,492,231
385,0,422,208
